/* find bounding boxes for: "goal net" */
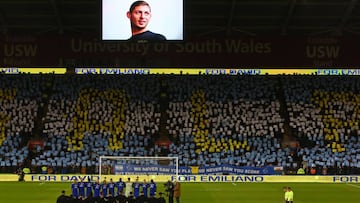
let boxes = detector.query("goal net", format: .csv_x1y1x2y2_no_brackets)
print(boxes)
98,156,179,182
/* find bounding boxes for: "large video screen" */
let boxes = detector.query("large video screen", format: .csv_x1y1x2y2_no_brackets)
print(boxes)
102,0,183,41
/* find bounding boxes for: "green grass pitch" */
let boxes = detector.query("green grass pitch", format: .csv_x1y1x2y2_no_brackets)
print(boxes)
0,182,359,202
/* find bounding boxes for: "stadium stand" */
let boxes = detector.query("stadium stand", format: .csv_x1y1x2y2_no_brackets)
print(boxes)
166,76,286,167
0,74,48,172
283,75,360,174
36,75,162,173
0,73,359,175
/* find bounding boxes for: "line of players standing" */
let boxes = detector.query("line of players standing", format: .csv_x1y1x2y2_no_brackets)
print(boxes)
69,177,165,203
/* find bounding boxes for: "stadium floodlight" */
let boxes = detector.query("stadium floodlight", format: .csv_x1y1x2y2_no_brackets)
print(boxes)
99,156,179,182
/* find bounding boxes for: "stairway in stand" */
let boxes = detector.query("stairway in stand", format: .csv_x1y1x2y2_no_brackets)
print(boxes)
32,75,54,139
157,77,171,156
276,77,293,145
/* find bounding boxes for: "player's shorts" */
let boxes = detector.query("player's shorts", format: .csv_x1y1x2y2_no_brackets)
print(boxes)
286,201,293,203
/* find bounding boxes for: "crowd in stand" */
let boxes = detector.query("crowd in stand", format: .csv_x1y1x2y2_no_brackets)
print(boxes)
0,75,43,140
0,74,46,172
166,76,285,167
0,74,360,174
283,76,360,174
34,75,161,173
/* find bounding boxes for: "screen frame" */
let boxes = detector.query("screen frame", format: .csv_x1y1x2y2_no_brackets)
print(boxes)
101,0,184,41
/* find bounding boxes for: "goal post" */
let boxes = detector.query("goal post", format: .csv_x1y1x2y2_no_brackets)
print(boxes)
98,156,179,182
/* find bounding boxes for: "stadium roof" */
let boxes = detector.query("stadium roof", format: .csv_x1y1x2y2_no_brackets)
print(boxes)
0,0,359,37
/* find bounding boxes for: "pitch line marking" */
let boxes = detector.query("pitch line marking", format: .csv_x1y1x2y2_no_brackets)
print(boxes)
346,183,360,189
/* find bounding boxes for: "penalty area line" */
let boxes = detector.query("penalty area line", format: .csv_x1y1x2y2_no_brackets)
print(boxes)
346,183,360,189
